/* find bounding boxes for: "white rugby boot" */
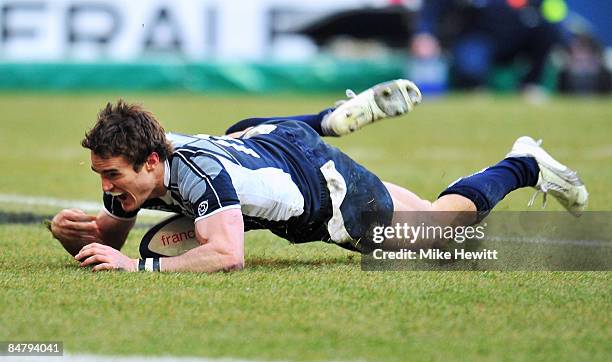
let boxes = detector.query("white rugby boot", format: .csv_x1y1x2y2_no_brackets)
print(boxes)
506,136,588,216
322,79,422,136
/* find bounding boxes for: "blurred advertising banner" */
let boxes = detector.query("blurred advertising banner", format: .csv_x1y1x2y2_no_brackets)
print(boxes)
0,0,393,61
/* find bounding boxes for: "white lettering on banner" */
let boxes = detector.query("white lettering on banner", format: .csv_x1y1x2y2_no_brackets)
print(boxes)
0,0,375,61
0,0,210,60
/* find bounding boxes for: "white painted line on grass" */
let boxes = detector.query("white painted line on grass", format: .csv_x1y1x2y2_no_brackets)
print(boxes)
486,236,610,247
0,193,167,218
1,354,259,362
0,193,101,211
1,193,610,247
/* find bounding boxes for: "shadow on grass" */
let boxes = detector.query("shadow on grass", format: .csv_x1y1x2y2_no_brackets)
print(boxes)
0,211,53,225
247,255,358,269
0,211,156,229
47,256,359,273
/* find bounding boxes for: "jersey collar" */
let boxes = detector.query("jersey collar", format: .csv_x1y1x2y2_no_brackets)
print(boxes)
163,159,170,188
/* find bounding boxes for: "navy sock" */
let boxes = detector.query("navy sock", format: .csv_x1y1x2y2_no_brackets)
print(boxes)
439,157,540,216
225,108,335,136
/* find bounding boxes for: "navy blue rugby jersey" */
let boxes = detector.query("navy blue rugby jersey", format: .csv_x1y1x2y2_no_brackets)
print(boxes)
103,124,330,242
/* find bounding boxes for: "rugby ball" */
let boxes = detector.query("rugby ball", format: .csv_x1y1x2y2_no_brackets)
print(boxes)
140,214,200,258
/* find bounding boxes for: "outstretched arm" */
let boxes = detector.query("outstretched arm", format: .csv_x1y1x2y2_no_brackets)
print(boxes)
160,208,244,272
75,208,244,272
50,208,134,256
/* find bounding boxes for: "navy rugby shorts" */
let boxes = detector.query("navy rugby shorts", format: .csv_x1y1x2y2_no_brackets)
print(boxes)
264,120,394,252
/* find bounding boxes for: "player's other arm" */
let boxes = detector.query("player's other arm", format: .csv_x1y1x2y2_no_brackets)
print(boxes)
50,208,134,256
160,208,245,272
96,210,135,249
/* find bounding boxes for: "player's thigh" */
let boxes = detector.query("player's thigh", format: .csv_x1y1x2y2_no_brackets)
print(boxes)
383,181,433,212
320,153,394,247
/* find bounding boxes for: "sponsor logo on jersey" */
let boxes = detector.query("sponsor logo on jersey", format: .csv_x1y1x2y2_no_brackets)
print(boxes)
198,200,209,216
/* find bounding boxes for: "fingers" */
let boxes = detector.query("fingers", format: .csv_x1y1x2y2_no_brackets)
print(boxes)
63,219,99,232
74,243,133,272
65,209,97,222
75,243,108,261
53,209,96,226
51,209,100,242
52,225,100,244
92,263,116,272
80,254,111,267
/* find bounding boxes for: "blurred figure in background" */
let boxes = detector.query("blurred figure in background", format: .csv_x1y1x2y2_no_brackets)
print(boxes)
410,0,573,96
557,33,612,95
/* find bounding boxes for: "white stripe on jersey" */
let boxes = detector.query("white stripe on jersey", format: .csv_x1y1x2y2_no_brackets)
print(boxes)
216,157,305,221
177,148,240,166
168,133,242,165
174,151,223,209
194,204,242,223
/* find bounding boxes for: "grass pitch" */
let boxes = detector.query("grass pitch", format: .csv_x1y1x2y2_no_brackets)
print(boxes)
0,92,610,361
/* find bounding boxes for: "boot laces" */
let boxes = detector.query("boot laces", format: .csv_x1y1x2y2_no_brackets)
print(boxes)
528,180,567,209
526,138,549,208
528,187,548,209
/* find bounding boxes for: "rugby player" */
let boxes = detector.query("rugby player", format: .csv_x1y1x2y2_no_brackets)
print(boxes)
48,79,588,272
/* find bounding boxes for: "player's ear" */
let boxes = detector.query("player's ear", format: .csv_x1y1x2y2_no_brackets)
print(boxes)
145,152,160,171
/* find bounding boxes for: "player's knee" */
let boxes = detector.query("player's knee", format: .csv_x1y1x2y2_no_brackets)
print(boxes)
224,254,245,271
384,182,434,212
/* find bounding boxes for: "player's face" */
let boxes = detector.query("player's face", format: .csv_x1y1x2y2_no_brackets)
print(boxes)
90,153,159,212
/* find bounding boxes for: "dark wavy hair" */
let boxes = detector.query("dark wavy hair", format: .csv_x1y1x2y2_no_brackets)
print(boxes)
82,100,173,171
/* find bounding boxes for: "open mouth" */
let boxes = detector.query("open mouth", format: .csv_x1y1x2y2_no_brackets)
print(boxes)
107,191,129,202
